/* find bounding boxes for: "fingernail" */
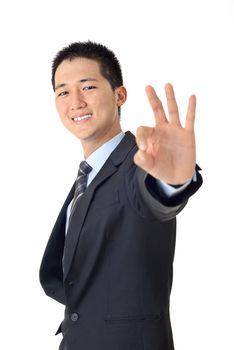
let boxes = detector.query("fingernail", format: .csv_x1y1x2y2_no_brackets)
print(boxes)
138,151,145,161
139,142,146,151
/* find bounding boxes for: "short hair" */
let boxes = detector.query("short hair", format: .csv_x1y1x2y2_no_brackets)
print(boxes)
51,41,123,91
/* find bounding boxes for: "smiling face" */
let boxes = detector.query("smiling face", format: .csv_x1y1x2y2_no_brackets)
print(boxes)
54,58,127,157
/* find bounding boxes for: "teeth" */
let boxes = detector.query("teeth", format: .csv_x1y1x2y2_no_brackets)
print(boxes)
73,114,92,121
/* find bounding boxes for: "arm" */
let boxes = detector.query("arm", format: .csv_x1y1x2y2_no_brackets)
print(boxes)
134,83,197,185
133,83,202,220
135,165,202,222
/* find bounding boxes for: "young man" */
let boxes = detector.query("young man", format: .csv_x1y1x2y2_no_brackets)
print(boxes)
40,41,202,350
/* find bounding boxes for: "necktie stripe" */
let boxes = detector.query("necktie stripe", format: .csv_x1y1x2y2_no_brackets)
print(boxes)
69,160,92,223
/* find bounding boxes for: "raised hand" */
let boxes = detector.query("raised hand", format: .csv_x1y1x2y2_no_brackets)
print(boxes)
134,83,196,185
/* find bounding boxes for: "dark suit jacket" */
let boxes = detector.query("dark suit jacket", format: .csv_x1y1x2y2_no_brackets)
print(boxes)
39,131,202,350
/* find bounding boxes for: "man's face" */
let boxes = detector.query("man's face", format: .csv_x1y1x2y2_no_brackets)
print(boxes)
54,58,126,155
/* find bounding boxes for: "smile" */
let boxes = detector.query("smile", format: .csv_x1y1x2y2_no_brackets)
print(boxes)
72,114,92,122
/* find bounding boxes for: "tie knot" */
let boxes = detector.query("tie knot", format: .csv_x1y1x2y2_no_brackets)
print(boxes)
78,160,92,176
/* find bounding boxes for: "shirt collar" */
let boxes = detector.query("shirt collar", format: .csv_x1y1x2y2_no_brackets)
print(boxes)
86,132,125,174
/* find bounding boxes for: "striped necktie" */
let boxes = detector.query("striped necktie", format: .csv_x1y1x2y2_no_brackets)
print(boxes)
69,160,92,221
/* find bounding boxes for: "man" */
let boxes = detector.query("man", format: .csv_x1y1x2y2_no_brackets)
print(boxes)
39,41,202,350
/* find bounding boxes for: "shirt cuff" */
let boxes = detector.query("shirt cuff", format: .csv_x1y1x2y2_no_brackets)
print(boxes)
156,171,197,198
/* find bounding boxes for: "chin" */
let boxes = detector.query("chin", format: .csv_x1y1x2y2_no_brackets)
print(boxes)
73,131,95,142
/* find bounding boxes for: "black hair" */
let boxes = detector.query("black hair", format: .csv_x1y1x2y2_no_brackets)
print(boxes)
51,41,123,91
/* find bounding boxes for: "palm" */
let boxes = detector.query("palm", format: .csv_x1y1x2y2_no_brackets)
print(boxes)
134,84,196,185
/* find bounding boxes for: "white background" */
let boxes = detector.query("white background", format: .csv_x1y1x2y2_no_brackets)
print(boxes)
0,0,233,349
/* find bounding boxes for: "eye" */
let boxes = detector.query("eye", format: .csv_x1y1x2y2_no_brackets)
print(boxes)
83,86,96,91
57,91,68,97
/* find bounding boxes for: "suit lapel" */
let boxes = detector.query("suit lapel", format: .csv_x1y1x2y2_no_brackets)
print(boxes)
63,131,136,281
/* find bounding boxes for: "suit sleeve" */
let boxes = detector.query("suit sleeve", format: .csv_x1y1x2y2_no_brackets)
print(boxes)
131,164,203,222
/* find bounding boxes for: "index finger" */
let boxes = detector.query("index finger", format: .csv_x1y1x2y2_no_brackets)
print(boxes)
145,85,168,125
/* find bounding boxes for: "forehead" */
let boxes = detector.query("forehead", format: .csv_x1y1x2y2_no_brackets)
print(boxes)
55,58,102,84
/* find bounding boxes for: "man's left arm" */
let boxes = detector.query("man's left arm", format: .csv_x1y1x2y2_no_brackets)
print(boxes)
133,83,202,219
134,164,202,221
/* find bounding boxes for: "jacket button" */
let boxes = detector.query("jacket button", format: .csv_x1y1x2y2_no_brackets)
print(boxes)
71,313,79,322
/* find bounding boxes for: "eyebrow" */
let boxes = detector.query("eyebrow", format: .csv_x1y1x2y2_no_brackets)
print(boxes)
55,78,98,91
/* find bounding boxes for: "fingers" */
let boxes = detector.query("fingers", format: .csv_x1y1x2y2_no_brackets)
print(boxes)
145,85,168,125
185,95,196,131
145,82,196,131
165,83,182,127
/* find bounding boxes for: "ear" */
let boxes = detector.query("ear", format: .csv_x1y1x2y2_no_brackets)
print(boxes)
115,86,127,107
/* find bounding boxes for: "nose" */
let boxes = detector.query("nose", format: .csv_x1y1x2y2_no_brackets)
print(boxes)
70,89,87,110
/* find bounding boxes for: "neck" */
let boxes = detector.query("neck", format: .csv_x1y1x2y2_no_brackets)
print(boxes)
81,128,122,158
